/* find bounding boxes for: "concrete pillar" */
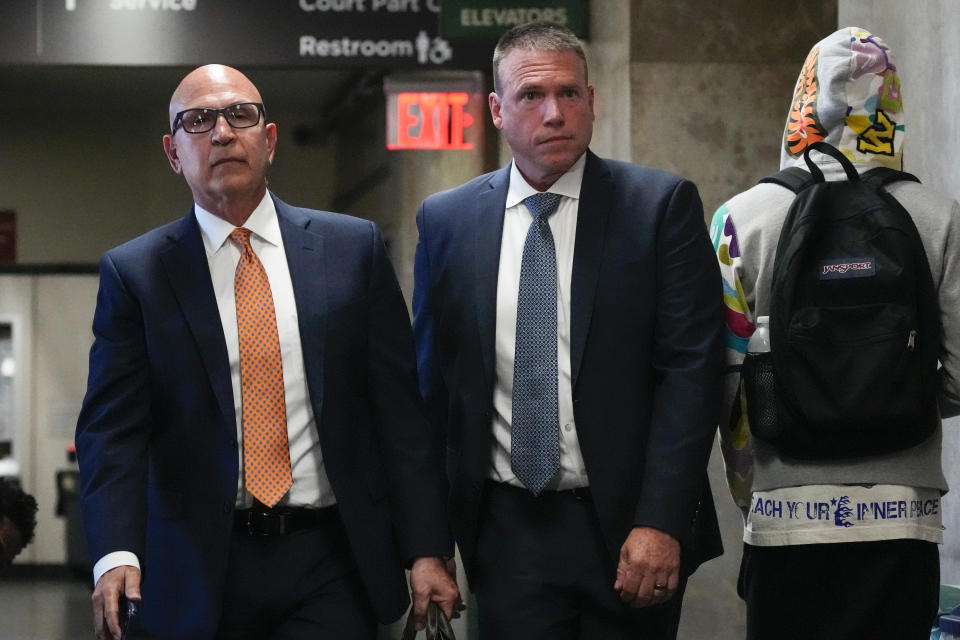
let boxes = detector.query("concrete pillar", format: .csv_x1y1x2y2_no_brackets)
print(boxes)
839,0,960,585
585,0,632,162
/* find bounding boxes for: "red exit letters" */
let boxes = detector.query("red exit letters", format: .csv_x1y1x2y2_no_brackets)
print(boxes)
389,92,475,150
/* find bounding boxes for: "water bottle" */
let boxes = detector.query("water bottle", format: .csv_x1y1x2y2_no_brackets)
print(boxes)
742,315,777,438
939,614,960,640
747,316,770,354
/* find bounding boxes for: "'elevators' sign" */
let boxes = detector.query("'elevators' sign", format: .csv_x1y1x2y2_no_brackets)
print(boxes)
0,0,490,68
440,0,588,39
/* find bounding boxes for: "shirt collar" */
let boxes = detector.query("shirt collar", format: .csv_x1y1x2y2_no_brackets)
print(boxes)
505,152,587,209
194,191,280,255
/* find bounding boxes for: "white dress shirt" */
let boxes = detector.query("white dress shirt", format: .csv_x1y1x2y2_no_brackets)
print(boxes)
195,192,334,510
489,153,590,490
93,192,334,585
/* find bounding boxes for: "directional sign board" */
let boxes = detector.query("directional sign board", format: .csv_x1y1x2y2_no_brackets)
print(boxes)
0,0,491,68
440,0,588,39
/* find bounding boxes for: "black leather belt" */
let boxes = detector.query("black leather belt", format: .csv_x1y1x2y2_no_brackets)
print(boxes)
490,481,591,501
544,486,592,501
233,505,339,536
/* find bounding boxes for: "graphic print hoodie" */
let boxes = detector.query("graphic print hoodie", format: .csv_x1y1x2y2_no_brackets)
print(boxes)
708,27,960,513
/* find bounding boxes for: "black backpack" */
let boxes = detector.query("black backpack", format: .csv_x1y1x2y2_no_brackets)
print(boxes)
744,141,940,459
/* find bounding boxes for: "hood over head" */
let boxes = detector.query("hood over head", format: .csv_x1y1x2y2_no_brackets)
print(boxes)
781,27,904,171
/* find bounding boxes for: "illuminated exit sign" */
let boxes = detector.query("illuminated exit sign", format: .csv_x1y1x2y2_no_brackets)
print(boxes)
390,92,475,150
385,72,484,151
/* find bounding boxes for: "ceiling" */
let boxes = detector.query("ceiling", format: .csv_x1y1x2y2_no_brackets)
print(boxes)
0,65,353,114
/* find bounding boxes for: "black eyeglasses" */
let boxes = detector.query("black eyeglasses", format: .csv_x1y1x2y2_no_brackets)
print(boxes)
171,102,265,134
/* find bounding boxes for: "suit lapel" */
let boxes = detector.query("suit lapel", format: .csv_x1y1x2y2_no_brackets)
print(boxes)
570,152,612,388
475,165,510,395
159,211,235,427
275,197,327,419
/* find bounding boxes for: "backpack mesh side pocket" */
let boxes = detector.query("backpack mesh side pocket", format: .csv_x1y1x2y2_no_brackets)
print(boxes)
742,352,779,441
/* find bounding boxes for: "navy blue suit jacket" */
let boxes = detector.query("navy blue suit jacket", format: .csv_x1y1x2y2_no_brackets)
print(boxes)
76,195,451,638
413,152,724,583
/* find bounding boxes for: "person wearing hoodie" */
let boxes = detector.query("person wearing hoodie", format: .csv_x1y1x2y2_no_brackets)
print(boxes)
710,27,960,640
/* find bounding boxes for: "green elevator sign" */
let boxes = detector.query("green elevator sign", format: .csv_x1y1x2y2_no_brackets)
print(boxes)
441,0,588,40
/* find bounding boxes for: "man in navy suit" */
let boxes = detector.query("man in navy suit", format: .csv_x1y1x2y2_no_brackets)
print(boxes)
413,23,724,639
76,64,459,640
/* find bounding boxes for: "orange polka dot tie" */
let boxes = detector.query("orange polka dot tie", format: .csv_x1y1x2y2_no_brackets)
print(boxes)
230,228,292,508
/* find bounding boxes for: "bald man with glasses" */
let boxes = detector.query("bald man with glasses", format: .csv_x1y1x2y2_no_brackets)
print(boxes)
76,64,459,640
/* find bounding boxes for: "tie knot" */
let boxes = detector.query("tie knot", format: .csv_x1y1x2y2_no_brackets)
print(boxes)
229,227,252,249
525,192,562,221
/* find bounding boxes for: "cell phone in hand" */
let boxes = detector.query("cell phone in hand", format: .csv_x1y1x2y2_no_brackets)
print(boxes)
118,596,138,640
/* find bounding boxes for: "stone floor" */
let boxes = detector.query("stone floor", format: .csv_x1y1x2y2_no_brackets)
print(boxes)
0,442,747,640
0,571,92,640
0,575,745,640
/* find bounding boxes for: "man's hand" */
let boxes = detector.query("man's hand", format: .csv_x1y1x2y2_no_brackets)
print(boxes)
613,526,681,608
92,565,141,640
409,556,463,631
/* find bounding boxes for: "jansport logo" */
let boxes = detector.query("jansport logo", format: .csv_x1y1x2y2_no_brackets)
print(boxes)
822,261,872,275
819,257,875,280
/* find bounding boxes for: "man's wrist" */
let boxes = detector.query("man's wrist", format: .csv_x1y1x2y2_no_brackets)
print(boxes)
92,551,140,586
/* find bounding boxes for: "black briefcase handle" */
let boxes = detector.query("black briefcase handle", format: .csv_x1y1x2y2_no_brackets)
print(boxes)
400,601,456,640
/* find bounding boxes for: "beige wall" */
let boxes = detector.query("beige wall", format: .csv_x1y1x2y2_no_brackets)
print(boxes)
0,278,33,500
0,111,180,263
0,274,98,565
31,276,100,565
586,0,632,162
629,0,838,218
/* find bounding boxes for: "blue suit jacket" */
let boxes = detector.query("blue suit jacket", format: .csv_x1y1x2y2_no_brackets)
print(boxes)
76,195,451,638
413,152,724,583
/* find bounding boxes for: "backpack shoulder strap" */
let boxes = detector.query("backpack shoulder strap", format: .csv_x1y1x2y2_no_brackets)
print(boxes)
861,167,921,188
759,167,814,193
